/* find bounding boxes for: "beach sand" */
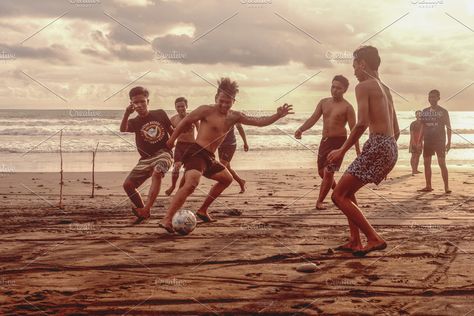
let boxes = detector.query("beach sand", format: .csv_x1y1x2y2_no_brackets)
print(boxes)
0,166,473,315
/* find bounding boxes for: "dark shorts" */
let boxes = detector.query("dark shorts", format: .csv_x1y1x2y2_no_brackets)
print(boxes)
218,144,237,162
317,136,347,172
423,141,445,158
347,134,398,185
125,149,173,187
174,141,194,163
183,143,226,178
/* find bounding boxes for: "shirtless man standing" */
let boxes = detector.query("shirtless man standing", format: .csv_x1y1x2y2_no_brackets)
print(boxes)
160,78,293,233
295,75,360,210
328,46,400,256
165,97,199,196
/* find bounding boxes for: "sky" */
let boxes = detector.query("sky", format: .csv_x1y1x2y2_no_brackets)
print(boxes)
0,0,473,112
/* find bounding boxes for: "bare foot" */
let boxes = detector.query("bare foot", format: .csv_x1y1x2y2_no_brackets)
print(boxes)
445,188,452,194
353,240,387,257
415,170,422,174
158,220,174,233
315,202,327,210
417,187,433,192
165,186,175,196
238,179,246,194
334,240,362,252
133,207,150,220
196,211,216,222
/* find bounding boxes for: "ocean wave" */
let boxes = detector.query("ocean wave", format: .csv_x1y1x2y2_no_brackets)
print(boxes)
1,142,473,153
1,125,474,136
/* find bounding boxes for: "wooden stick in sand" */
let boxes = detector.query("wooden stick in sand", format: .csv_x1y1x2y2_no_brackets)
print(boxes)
59,130,64,209
91,142,99,198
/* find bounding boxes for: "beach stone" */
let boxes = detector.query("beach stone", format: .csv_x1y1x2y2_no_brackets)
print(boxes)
224,209,242,216
296,263,318,273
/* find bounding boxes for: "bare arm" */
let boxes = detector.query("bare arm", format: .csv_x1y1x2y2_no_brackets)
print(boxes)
347,104,361,155
236,123,248,148
167,106,209,147
237,104,293,127
296,100,323,136
392,104,400,141
446,111,452,151
166,125,174,138
418,124,424,145
339,84,370,154
410,127,415,146
120,103,135,132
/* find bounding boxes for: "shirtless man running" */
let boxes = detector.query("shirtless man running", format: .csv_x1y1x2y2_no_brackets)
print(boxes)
160,77,293,233
165,97,199,196
295,75,360,210
328,46,400,256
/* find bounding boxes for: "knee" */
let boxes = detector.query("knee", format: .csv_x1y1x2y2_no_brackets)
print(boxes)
437,158,446,167
183,178,199,194
318,169,324,178
331,189,344,206
221,174,233,187
323,168,334,179
152,170,163,180
123,180,135,192
331,191,339,205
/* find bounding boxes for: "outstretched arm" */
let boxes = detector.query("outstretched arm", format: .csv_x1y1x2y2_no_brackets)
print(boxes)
328,84,369,162
237,104,293,127
167,105,209,148
295,100,322,139
235,123,249,151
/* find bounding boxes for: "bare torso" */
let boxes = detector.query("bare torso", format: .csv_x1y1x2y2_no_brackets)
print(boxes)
364,79,395,136
171,114,196,143
321,98,351,138
195,106,239,153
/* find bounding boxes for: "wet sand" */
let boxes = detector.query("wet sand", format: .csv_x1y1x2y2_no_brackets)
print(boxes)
0,167,473,315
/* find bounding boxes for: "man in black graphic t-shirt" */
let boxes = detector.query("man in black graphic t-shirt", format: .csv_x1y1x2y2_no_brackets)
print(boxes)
418,89,452,193
120,86,174,221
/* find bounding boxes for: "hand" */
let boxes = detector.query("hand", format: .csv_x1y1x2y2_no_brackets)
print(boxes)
166,139,175,149
446,142,451,152
294,128,302,139
126,102,135,115
327,148,345,164
243,143,249,152
277,103,294,118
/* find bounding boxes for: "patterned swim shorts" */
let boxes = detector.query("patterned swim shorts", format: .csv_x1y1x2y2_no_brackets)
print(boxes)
346,134,398,185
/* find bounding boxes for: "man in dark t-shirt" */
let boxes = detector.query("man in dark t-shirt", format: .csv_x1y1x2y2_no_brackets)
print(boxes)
120,86,174,221
418,89,452,193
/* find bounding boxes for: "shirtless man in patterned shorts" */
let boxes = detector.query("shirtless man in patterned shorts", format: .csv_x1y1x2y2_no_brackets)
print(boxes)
328,46,400,257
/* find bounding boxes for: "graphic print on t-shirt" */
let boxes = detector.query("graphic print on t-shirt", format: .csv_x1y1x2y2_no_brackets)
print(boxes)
141,121,165,144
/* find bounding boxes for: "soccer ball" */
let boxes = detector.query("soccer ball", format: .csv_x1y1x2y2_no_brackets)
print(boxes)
172,210,197,235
